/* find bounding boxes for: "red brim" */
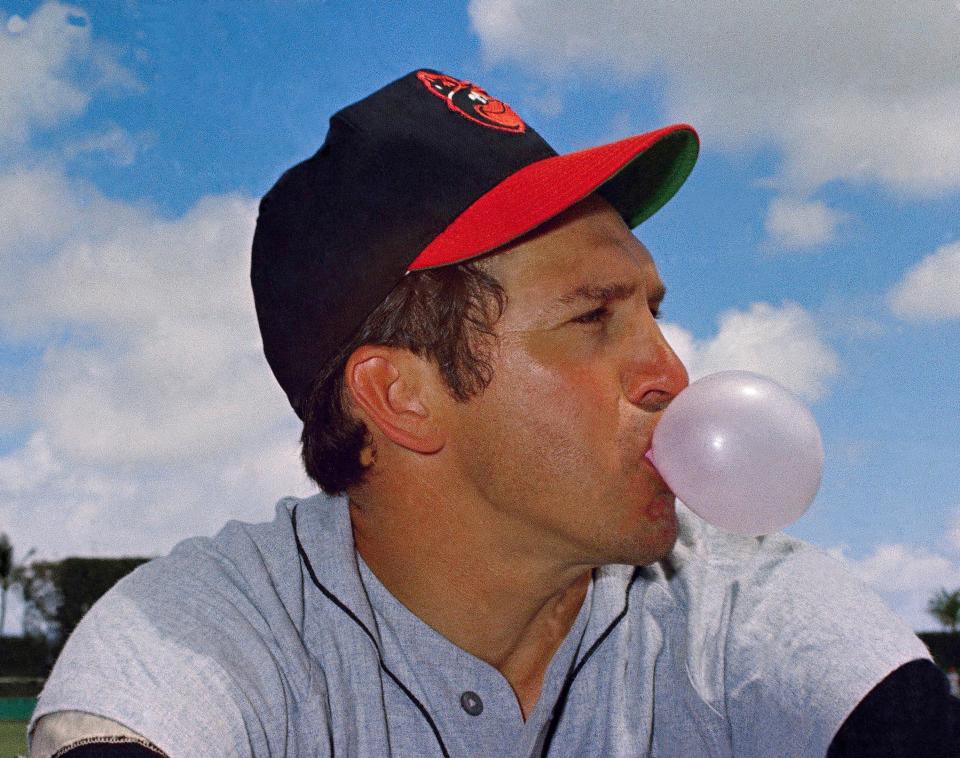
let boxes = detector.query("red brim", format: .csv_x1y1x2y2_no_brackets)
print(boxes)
408,123,699,271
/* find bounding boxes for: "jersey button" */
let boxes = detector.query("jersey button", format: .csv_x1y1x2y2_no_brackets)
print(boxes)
460,690,483,716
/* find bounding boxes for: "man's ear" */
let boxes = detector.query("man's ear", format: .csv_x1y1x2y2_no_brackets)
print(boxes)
345,345,446,455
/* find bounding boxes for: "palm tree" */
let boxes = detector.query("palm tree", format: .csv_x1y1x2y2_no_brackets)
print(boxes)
0,533,36,637
928,587,960,633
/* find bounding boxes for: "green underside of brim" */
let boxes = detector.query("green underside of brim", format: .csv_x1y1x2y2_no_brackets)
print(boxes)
597,128,700,229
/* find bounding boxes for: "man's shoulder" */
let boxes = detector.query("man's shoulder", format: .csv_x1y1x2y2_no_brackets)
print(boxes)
636,503,928,678
648,503,846,595
62,492,347,654
631,505,932,756
30,493,345,757
129,492,341,605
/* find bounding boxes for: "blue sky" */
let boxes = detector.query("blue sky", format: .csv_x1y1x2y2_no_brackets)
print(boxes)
1,1,958,633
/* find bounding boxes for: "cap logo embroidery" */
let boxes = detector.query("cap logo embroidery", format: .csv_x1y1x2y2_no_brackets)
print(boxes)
416,71,526,134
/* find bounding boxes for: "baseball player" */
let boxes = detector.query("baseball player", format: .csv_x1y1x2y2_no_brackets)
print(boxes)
29,69,956,757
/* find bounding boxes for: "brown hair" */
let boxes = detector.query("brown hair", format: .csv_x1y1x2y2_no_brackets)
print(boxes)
300,261,506,494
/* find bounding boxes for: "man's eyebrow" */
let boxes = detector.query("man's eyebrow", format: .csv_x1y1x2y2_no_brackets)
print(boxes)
555,280,666,307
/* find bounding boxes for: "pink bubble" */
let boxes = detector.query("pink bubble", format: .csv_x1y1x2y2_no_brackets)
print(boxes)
648,371,824,536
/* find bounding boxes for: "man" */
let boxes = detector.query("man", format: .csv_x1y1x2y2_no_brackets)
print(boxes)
28,69,959,756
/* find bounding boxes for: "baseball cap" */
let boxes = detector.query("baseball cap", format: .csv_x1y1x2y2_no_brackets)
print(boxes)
251,69,699,419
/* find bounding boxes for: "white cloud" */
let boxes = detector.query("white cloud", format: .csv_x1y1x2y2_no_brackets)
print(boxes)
1,587,26,636
0,431,61,495
6,15,27,34
661,301,840,401
469,0,960,195
0,165,315,566
0,391,32,433
0,2,316,578
888,240,960,321
0,2,139,150
828,542,960,631
0,430,311,559
63,124,148,166
521,90,564,119
0,167,294,466
0,166,144,286
764,196,847,250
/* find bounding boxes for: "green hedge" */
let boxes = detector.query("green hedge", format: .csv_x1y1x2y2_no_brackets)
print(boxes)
0,636,51,678
0,679,43,698
918,631,960,669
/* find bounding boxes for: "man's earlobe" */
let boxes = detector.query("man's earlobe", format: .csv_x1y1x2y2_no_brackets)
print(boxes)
346,346,445,455
359,443,376,468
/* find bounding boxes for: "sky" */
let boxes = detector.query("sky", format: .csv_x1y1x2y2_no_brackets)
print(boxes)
0,0,958,634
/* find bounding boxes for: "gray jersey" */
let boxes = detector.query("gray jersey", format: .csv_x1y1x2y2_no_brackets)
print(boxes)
30,494,929,757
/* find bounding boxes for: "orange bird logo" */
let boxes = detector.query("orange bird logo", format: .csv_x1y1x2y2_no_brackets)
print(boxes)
417,71,526,134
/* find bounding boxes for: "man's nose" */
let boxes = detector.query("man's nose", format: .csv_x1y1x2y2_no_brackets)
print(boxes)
621,318,689,414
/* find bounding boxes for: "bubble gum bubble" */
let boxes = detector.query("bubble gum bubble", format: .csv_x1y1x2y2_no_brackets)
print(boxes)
648,371,823,537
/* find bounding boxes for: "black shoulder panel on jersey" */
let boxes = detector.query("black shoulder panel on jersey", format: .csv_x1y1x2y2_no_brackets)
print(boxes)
827,658,960,757
53,736,169,758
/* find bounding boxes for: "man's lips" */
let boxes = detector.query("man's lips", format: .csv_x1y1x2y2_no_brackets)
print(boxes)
640,444,657,472
640,444,671,488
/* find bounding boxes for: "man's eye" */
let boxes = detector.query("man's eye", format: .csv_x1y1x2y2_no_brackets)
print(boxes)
572,306,610,325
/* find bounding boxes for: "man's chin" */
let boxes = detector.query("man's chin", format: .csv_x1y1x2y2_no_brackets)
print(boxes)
645,491,676,521
638,510,680,566
602,506,679,567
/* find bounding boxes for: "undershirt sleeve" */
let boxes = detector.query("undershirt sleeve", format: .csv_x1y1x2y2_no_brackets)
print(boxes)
826,658,960,757
30,711,165,758
52,739,167,758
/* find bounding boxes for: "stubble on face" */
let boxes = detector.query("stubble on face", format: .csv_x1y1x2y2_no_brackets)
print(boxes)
445,196,683,570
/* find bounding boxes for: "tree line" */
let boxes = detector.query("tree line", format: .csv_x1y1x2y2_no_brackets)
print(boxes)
5,531,960,658
1,532,151,660
929,587,960,633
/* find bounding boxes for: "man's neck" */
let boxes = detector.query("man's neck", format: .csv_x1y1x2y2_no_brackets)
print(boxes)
348,490,592,719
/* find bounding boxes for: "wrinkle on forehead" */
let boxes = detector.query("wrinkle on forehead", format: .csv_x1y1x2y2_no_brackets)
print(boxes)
482,198,662,325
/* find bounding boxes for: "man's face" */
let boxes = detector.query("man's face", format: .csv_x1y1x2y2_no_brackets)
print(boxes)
445,195,688,569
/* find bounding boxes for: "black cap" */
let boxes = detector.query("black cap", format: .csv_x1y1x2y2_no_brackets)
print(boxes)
251,69,698,418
